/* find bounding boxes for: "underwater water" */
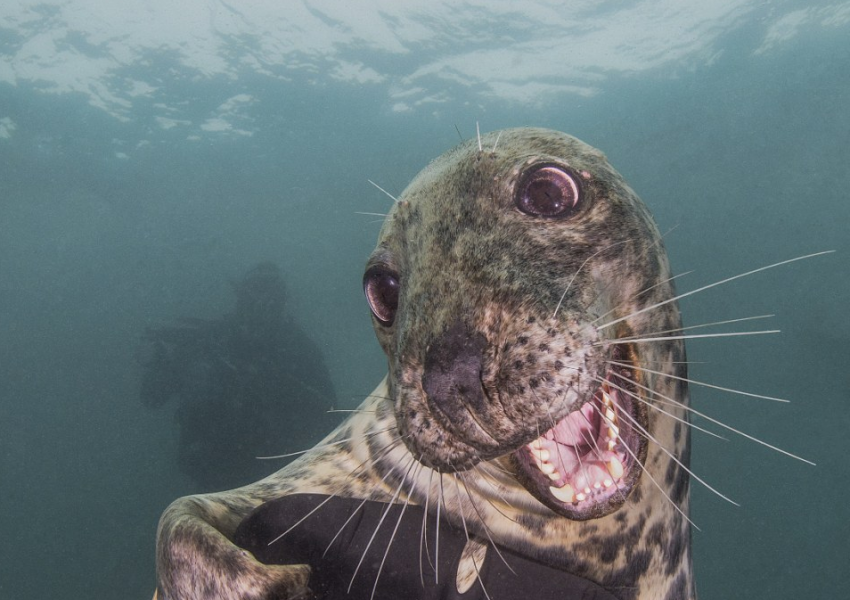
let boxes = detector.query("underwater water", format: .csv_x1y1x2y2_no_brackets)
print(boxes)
0,1,847,598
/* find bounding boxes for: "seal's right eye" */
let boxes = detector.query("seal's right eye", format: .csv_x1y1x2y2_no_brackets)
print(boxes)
515,164,582,218
364,267,400,326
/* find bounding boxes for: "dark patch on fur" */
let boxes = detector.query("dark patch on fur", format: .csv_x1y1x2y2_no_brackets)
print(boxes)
670,441,691,505
663,523,687,576
664,571,689,600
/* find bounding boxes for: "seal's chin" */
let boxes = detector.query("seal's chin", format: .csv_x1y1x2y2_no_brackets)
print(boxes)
511,349,647,520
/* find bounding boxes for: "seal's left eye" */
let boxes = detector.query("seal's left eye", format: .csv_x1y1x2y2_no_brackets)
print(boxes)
515,165,582,218
364,267,400,326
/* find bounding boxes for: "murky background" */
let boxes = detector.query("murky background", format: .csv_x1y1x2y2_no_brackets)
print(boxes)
1,1,847,598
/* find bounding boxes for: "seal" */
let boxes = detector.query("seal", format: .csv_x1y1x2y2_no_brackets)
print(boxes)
155,128,694,600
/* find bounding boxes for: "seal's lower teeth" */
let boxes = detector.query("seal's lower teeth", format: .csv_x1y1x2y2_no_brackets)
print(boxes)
550,483,575,503
533,448,550,461
607,457,625,479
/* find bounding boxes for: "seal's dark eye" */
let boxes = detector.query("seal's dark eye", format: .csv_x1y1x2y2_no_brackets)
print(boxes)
515,165,582,218
364,267,400,326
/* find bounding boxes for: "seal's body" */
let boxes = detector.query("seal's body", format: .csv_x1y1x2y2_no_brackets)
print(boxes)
156,128,694,600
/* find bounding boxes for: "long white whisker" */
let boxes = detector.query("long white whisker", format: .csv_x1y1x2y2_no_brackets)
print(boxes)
452,475,492,600
591,382,738,506
367,179,399,203
620,368,815,465
319,438,406,554
585,226,682,323
553,240,630,319
591,271,694,325
457,472,517,575
436,473,444,584
257,427,393,459
491,131,502,153
661,397,815,466
355,211,389,218
474,466,519,515
370,462,420,600
598,251,835,331
420,467,435,586
348,456,416,593
614,314,776,340
267,436,403,547
267,494,338,546
596,330,780,345
607,359,790,403
617,419,700,530
476,121,482,152
598,375,725,440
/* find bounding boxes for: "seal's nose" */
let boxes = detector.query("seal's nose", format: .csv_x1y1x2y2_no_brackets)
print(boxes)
422,319,490,432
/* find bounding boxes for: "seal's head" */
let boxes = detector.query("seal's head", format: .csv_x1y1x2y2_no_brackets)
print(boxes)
363,128,686,521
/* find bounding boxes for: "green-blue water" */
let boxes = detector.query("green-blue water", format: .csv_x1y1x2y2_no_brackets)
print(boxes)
0,2,847,598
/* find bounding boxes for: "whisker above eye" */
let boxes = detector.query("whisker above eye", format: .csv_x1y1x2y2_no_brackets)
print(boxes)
367,179,399,203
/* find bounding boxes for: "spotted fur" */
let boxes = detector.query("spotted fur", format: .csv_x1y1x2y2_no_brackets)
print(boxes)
155,128,694,599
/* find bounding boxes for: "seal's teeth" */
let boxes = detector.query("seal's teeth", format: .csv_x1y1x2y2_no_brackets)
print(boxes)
607,423,620,439
540,462,556,475
547,471,561,481
607,457,625,479
530,448,550,462
530,439,544,450
576,492,587,502
603,478,614,488
549,483,575,503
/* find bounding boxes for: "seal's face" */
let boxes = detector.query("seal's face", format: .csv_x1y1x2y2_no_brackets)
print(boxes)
155,128,696,600
364,128,683,521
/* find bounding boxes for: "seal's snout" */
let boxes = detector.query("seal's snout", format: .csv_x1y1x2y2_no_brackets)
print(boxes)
421,319,499,449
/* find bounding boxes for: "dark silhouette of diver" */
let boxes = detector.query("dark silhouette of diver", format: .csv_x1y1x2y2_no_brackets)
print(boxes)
140,262,338,490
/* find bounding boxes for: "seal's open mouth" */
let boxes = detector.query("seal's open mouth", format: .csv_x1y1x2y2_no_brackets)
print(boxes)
512,344,647,519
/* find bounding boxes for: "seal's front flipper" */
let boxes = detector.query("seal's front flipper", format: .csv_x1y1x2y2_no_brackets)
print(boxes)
156,492,313,600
